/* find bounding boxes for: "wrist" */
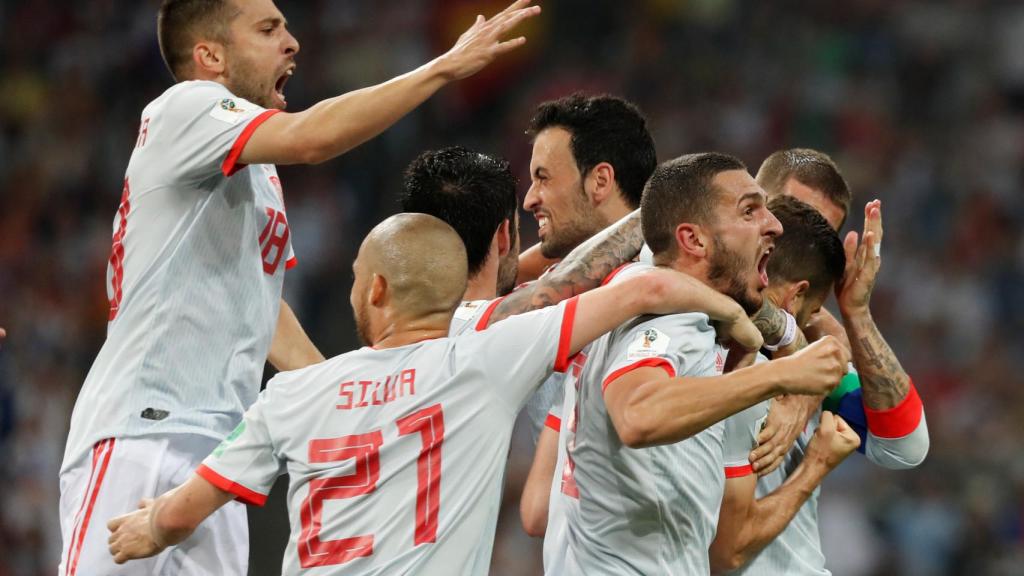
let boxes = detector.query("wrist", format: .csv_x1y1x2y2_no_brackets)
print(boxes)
840,304,871,323
763,311,797,352
424,56,458,83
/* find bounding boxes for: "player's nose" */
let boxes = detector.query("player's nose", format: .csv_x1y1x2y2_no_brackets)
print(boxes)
523,181,540,211
284,29,300,56
763,208,783,238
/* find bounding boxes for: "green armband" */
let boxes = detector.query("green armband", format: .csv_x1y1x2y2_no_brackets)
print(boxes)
822,371,861,413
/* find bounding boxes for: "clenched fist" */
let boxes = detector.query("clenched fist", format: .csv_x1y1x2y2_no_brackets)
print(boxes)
805,411,861,471
774,336,850,396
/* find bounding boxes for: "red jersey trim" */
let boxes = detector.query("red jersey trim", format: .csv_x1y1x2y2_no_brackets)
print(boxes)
545,413,562,432
601,262,633,286
724,464,754,479
196,464,268,507
474,296,508,332
553,297,580,373
221,109,281,177
602,358,676,394
864,378,924,438
285,256,298,270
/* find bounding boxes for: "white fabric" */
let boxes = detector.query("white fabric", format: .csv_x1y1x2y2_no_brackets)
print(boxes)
202,301,575,576
62,80,295,475
58,435,247,576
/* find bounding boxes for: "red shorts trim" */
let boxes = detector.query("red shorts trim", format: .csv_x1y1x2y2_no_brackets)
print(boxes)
724,464,754,479
221,109,281,177
545,413,562,432
602,358,676,394
196,464,268,507
864,379,924,438
66,438,115,576
553,297,580,373
474,296,508,332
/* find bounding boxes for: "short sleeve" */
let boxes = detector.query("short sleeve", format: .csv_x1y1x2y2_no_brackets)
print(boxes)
456,297,579,413
723,401,769,478
599,313,719,396
196,394,284,506
158,82,279,181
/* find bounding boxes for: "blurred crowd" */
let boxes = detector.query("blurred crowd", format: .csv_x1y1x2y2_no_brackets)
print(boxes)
3,1,1024,574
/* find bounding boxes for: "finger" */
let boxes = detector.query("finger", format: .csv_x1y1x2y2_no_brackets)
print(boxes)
839,231,858,290
867,200,883,244
493,0,533,19
833,414,850,433
494,6,541,35
108,515,124,532
756,422,776,445
494,36,527,54
819,410,835,429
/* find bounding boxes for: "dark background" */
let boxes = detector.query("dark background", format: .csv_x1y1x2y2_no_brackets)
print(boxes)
2,1,1023,574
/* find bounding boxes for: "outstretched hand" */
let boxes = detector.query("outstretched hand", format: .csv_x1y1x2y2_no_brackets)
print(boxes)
837,200,882,316
439,0,542,81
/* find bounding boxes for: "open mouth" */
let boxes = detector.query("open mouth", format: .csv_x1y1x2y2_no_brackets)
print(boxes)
535,212,550,237
274,67,294,106
757,247,772,288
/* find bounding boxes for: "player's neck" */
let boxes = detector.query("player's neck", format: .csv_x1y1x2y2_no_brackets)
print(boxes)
463,273,497,301
370,313,453,349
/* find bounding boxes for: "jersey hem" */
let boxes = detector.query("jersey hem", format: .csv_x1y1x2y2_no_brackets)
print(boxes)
545,413,561,432
196,463,268,507
724,463,754,478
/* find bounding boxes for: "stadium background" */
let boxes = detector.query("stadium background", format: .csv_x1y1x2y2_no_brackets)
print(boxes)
2,0,1023,574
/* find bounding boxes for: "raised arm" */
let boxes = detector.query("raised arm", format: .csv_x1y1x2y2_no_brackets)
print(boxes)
486,209,644,327
240,1,540,166
710,412,860,573
107,475,233,563
268,299,325,371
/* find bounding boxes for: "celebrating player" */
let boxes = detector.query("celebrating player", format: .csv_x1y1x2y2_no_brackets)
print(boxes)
59,0,541,574
557,153,849,574
106,213,760,575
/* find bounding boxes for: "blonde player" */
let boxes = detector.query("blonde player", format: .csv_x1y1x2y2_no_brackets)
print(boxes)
59,1,541,574
106,213,760,575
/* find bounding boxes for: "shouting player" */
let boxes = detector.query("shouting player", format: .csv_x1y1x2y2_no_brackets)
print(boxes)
59,0,541,574
106,213,761,575
557,153,850,575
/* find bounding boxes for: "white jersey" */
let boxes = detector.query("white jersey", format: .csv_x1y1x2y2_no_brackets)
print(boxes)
560,264,767,575
62,80,295,473
199,299,579,576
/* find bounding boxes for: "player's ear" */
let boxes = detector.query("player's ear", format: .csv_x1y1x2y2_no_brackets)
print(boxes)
369,273,388,307
781,280,810,315
193,41,227,77
585,162,615,205
675,223,707,259
495,219,512,257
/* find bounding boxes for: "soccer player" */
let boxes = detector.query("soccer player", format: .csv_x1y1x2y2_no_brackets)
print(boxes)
59,1,541,574
559,153,850,575
725,198,928,575
710,195,857,572
106,213,761,575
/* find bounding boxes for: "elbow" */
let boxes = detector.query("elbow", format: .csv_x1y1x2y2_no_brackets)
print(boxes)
710,548,747,574
519,500,547,538
616,411,659,449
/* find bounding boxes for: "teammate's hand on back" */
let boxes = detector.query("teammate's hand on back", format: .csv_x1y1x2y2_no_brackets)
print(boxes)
107,499,165,563
836,199,882,317
774,336,849,396
805,412,861,471
437,0,542,81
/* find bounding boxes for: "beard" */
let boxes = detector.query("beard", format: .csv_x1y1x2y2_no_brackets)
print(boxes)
496,249,519,296
708,234,762,314
224,52,276,109
354,298,373,347
540,185,606,259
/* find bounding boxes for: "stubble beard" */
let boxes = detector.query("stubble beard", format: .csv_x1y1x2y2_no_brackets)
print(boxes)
708,234,762,315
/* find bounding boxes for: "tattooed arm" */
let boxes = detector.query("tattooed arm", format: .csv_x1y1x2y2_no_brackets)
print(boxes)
483,210,644,327
836,200,909,410
751,300,808,357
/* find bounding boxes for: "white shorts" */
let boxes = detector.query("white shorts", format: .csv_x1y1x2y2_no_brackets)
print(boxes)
58,434,248,576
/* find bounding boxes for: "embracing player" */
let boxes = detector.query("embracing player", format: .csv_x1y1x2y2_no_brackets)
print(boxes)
59,1,540,574
106,213,761,575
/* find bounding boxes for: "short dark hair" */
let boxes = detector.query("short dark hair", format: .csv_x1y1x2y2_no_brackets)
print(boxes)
401,146,518,276
756,148,852,228
767,195,846,296
527,93,656,209
158,0,238,81
641,152,747,257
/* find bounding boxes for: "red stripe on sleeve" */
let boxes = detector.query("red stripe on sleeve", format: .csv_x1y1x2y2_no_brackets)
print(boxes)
221,109,281,177
285,256,298,270
724,464,754,479
601,358,676,394
474,296,508,332
553,297,580,373
545,413,562,432
600,263,633,286
196,464,268,507
864,379,924,439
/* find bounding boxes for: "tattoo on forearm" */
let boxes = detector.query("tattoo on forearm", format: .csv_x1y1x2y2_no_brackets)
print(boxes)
848,316,909,410
753,300,787,343
488,211,643,324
